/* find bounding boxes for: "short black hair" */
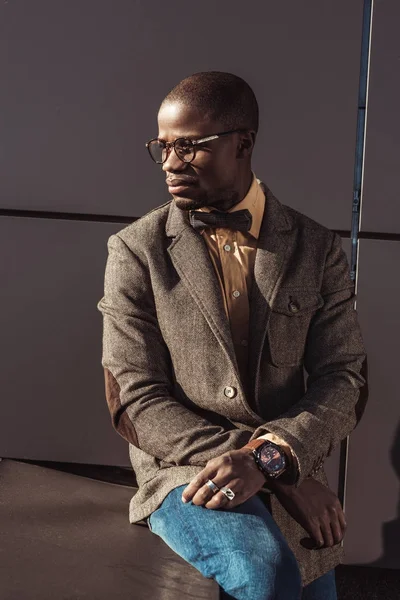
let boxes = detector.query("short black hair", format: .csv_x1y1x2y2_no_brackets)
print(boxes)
161,71,259,133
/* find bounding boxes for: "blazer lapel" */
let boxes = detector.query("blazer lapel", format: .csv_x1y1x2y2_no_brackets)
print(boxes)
165,186,294,413
166,201,243,388
247,184,294,410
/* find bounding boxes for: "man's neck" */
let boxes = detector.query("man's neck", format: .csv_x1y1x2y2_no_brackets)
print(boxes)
210,170,254,212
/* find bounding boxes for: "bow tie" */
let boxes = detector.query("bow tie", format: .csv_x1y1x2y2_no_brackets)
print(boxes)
189,208,252,233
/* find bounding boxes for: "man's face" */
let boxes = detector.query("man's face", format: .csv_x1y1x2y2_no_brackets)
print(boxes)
157,101,247,211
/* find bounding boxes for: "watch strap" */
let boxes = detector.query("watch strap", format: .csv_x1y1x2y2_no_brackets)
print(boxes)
242,438,267,452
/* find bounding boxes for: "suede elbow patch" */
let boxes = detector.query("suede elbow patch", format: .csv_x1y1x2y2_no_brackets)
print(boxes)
104,368,139,447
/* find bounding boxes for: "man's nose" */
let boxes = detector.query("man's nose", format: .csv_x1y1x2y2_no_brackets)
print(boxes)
161,148,188,173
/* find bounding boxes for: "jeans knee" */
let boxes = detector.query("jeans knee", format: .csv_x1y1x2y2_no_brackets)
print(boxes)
220,545,302,600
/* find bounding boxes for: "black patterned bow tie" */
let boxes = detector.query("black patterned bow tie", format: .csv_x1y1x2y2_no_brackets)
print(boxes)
189,208,252,233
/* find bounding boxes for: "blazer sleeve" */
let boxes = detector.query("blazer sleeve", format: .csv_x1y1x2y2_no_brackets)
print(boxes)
250,232,368,486
97,233,252,466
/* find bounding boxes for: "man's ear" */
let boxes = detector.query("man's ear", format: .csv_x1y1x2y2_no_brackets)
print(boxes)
237,130,256,158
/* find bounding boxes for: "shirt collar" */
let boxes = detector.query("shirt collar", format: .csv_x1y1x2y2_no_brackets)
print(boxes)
197,172,265,240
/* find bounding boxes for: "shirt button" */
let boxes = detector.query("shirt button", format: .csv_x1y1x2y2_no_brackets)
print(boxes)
232,290,241,298
224,386,237,398
224,244,231,252
240,339,248,346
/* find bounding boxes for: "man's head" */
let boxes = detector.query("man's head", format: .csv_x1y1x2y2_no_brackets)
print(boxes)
151,71,259,211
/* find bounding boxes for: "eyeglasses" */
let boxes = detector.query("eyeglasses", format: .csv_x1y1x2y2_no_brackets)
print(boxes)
146,129,246,165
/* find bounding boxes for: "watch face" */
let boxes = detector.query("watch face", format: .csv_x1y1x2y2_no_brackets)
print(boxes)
259,444,286,474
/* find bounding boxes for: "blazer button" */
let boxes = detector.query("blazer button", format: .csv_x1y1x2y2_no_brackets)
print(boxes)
224,386,237,398
288,301,299,313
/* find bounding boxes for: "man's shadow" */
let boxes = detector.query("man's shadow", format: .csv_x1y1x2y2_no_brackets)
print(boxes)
366,420,400,569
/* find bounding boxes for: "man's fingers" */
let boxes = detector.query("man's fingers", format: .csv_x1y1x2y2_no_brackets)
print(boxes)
308,505,344,547
182,452,241,504
204,489,230,509
306,522,324,548
330,518,343,545
320,519,334,547
204,479,241,509
191,482,217,506
182,471,216,503
181,450,261,507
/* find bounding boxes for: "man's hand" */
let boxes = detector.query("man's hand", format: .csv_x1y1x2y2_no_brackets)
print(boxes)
182,448,266,509
182,450,346,549
271,477,347,548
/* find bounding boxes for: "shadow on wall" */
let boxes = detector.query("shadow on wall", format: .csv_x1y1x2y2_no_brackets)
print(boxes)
367,420,400,569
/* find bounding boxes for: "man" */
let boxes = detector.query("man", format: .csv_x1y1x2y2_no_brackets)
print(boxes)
97,72,367,599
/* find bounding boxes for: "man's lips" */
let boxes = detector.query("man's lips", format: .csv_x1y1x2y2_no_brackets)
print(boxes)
166,177,197,186
166,177,198,194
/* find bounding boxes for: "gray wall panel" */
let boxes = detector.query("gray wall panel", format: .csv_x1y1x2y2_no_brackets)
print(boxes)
0,216,131,466
344,239,400,567
1,0,363,230
360,0,400,233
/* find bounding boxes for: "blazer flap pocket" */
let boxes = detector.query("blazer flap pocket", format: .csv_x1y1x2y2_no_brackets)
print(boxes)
268,289,324,367
271,289,324,316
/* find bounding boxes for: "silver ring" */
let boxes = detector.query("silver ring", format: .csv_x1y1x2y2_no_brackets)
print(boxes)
206,479,220,495
220,486,235,501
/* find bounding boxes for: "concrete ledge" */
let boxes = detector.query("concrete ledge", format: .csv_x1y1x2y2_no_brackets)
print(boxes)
0,459,219,600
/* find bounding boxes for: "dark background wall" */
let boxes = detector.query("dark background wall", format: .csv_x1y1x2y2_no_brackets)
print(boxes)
1,0,399,569
341,0,400,567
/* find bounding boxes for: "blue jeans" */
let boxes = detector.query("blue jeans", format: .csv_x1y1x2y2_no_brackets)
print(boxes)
147,485,337,600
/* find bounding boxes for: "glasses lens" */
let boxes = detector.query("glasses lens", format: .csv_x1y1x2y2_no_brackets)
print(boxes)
148,140,167,163
175,138,195,163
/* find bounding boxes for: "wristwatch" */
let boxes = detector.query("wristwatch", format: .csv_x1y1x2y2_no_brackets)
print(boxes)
243,438,287,479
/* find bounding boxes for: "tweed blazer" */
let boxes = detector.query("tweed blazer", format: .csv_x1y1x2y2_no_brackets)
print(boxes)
97,183,367,586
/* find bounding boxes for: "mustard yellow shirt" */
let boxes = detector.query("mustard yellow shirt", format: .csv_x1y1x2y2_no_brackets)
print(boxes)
197,174,297,471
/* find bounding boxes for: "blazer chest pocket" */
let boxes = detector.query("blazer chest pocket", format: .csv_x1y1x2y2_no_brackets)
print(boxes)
268,289,324,367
